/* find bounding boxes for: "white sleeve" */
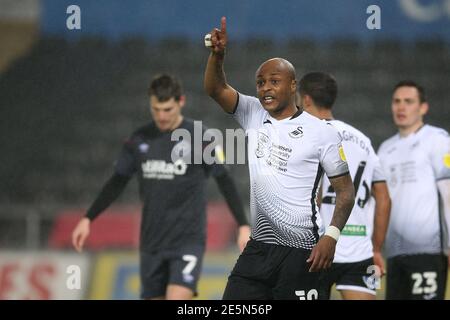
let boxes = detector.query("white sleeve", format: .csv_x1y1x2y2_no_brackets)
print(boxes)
319,124,350,178
370,145,386,183
437,180,450,251
232,92,263,130
430,131,450,181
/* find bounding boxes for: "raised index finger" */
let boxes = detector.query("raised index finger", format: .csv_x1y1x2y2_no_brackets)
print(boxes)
221,16,227,34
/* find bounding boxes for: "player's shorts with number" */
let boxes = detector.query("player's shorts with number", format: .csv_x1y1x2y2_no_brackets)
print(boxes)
140,243,204,299
386,254,448,300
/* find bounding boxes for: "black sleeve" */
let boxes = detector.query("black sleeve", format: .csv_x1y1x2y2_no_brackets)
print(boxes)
85,173,131,221
214,169,249,226
115,138,137,177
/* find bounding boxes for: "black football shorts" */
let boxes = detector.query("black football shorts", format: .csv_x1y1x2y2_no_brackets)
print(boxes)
139,243,205,299
386,253,448,300
319,257,378,299
223,239,321,300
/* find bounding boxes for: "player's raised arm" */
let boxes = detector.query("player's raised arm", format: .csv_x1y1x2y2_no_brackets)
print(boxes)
204,17,238,113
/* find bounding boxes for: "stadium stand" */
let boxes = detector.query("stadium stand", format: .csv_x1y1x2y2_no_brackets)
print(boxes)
0,37,449,247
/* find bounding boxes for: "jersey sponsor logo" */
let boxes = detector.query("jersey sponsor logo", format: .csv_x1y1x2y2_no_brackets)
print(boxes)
255,132,271,158
389,165,398,187
338,144,347,162
139,143,149,153
405,161,418,181
266,144,292,172
254,130,294,174
288,126,303,139
141,159,187,179
389,161,417,185
341,224,366,236
444,153,450,168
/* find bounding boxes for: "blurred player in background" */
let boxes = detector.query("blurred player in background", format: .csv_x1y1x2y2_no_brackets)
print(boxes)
204,17,355,300
71,74,251,300
298,72,391,300
378,80,450,300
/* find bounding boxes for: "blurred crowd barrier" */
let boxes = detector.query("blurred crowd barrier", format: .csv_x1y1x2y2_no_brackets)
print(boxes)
0,250,237,300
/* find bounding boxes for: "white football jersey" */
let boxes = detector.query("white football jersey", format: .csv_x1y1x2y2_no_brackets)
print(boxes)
378,125,450,258
233,93,349,249
321,120,386,263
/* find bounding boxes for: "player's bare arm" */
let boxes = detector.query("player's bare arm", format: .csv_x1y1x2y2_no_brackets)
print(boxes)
204,16,238,113
328,174,355,230
72,217,90,252
372,181,391,275
237,226,251,252
308,174,354,272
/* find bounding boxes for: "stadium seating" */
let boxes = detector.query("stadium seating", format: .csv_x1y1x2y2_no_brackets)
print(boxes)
0,37,449,247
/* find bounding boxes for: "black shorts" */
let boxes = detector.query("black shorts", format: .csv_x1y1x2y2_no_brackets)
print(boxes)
139,243,205,299
223,239,321,300
319,257,377,299
386,254,448,300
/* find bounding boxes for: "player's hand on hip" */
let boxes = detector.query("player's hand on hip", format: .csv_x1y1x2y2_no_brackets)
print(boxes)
206,16,227,54
237,225,251,252
373,251,386,277
72,217,90,253
306,236,336,272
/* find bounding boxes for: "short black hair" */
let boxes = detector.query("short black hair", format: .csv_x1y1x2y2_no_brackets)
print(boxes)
148,74,183,101
299,72,337,109
393,80,427,103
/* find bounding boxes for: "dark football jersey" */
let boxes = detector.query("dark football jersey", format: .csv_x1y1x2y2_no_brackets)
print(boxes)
115,118,226,252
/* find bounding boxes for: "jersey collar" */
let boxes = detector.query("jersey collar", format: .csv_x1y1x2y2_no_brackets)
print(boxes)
265,106,303,124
